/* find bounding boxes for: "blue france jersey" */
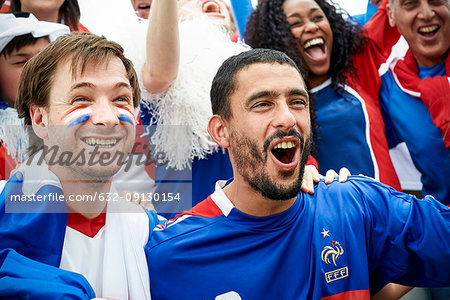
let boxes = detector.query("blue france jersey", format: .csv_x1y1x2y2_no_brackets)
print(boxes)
146,176,450,299
380,62,450,203
312,81,375,178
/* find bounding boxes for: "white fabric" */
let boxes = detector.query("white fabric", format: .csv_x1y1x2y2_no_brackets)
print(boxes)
60,227,106,295
0,13,69,53
0,107,28,161
60,196,151,299
210,180,234,217
389,142,422,191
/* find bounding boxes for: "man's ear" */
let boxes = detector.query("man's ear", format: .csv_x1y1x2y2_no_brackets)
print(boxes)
29,105,49,139
386,3,396,27
208,114,230,149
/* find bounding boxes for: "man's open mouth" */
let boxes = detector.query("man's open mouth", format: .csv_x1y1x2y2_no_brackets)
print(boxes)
271,141,297,164
418,25,439,37
83,138,119,148
202,0,221,14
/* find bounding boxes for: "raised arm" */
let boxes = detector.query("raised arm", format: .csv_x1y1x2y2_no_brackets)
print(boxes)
142,0,180,94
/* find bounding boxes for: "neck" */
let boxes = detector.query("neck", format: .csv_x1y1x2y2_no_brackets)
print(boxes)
222,178,297,217
306,74,329,89
22,6,60,23
414,49,449,68
61,179,111,219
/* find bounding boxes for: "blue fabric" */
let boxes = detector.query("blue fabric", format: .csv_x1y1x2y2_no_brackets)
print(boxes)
0,99,10,110
350,2,378,26
0,172,68,266
146,176,450,299
0,249,95,299
380,63,450,203
313,84,376,178
0,168,160,298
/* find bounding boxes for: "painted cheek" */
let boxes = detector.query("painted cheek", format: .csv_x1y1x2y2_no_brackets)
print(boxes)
117,107,136,126
62,106,93,128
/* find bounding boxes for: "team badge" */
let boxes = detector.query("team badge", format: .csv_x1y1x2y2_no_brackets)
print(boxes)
321,240,344,266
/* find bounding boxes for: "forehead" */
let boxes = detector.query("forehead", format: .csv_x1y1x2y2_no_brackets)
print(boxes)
50,56,129,96
232,62,306,98
4,37,49,57
283,0,322,15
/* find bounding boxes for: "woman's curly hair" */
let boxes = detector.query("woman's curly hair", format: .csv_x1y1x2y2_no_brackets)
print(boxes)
245,0,366,91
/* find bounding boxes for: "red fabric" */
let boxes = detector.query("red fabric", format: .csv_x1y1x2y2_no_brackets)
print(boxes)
321,289,370,300
337,4,402,191
392,50,450,148
167,196,223,224
135,113,155,180
230,30,240,43
66,206,107,238
70,22,90,33
0,142,19,181
0,3,10,13
306,155,318,170
364,0,401,58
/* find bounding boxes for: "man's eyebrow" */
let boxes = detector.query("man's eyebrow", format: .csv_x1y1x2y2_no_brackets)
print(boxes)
70,81,132,91
70,82,94,91
288,89,308,98
246,90,280,105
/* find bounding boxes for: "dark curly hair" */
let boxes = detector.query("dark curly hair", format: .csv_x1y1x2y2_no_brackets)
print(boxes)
245,0,366,91
11,0,81,31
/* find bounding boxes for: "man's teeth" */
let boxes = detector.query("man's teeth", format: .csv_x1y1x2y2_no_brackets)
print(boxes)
273,141,296,149
304,38,324,49
202,1,220,13
85,138,118,147
419,25,438,33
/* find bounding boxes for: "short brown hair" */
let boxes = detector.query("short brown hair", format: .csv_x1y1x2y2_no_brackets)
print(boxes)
1,34,50,57
16,32,141,126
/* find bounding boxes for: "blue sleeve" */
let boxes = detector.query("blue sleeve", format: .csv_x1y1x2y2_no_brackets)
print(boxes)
145,209,166,241
0,248,95,299
352,178,450,292
349,2,378,26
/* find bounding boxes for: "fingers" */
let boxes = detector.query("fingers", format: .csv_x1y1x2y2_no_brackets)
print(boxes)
324,169,338,184
324,167,352,184
301,165,316,194
338,167,351,182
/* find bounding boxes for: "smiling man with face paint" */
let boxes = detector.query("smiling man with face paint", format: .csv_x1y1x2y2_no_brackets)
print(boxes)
0,32,160,299
145,49,450,300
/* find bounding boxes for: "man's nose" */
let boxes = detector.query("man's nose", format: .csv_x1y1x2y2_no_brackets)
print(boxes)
272,102,296,131
418,2,436,20
89,100,120,126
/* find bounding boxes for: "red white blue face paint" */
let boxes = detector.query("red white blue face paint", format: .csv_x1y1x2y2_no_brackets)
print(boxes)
118,107,136,126
62,106,93,128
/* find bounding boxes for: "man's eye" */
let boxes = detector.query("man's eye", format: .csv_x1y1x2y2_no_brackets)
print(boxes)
73,98,89,103
114,97,130,103
290,99,306,107
253,102,270,108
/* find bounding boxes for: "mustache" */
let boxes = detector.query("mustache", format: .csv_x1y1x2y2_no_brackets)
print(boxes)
263,129,304,153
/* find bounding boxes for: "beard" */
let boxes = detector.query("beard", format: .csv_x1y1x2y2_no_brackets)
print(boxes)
230,128,312,200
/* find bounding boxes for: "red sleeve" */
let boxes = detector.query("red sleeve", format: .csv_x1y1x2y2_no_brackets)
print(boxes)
364,0,401,59
306,155,318,170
